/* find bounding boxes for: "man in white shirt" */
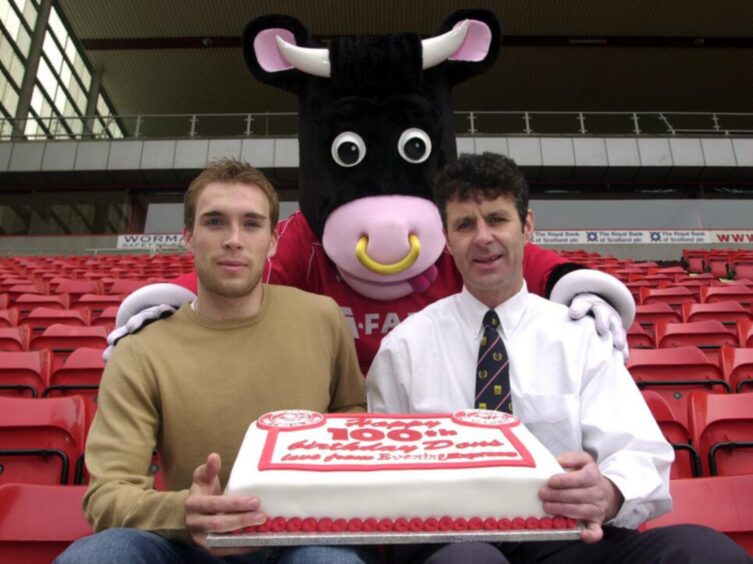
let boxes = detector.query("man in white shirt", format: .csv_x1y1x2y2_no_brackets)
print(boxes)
367,152,751,564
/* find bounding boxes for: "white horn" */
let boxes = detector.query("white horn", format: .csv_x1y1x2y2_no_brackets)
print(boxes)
275,35,331,78
421,19,469,70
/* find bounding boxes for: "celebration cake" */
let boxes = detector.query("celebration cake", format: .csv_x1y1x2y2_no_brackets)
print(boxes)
225,409,575,534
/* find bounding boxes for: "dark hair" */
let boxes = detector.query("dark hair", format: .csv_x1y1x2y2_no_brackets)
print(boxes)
184,158,279,231
433,152,529,228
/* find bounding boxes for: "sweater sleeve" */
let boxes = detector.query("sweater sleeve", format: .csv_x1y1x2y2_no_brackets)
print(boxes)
83,338,192,544
326,298,368,414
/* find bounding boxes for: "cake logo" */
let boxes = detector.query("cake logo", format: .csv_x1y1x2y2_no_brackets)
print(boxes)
258,410,325,431
452,409,519,429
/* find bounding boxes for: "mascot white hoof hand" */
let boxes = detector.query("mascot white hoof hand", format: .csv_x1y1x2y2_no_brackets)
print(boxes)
104,283,197,362
550,269,635,361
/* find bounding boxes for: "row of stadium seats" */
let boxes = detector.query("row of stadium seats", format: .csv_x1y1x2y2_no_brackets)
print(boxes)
0,325,108,370
636,301,753,326
2,345,751,487
635,284,753,307
681,249,753,280
1,306,118,333
628,344,753,395
640,474,753,555
0,279,158,300
641,389,753,479
1,250,752,559
559,248,753,281
0,347,103,404
1,475,751,562
627,319,753,362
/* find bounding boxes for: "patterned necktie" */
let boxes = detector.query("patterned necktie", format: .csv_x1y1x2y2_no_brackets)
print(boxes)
475,310,513,413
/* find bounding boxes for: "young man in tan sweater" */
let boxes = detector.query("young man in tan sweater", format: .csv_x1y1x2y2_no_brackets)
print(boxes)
56,159,372,564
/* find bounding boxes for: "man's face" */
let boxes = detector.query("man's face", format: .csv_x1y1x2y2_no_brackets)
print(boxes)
444,193,533,308
184,181,277,301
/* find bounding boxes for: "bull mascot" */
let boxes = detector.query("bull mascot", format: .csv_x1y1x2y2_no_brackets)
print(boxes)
110,9,634,372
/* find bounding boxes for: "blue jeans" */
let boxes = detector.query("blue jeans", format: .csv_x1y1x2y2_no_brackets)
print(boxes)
54,528,379,564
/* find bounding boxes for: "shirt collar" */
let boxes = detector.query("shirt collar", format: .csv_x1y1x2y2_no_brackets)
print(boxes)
459,282,529,338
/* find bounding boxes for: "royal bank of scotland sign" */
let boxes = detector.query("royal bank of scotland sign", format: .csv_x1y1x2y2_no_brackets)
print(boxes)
532,230,753,245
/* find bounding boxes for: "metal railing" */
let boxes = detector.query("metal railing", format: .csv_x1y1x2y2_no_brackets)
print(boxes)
2,111,752,141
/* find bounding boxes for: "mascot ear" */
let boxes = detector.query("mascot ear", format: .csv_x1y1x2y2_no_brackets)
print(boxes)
436,9,501,86
242,14,318,94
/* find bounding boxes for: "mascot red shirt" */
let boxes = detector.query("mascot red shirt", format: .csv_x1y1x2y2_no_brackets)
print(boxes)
116,10,634,373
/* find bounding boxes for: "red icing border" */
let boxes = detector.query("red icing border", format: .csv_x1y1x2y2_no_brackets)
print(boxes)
258,412,535,472
236,515,578,535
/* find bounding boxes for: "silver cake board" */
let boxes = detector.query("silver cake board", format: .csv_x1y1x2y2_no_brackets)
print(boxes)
207,527,582,547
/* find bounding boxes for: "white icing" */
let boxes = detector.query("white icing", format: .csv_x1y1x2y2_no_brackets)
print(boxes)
225,410,564,521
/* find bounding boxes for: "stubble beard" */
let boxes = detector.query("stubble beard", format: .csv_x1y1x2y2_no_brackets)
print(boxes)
198,264,262,300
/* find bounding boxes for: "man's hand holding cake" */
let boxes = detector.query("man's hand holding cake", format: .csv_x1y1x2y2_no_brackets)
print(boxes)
541,452,625,544
185,453,266,556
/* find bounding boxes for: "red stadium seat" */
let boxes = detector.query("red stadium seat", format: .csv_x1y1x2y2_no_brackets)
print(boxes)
627,322,654,350
106,278,151,295
14,293,70,318
634,303,682,339
30,325,108,372
0,396,88,485
0,278,37,293
71,293,123,318
654,320,739,364
665,280,707,300
626,280,660,301
0,308,19,327
641,390,700,478
681,301,751,327
708,253,734,279
627,346,729,431
19,307,89,334
91,305,117,328
5,284,45,304
44,347,105,426
681,249,708,274
52,279,104,303
701,285,753,307
688,392,753,477
635,303,683,326
738,319,753,348
642,475,753,555
720,345,753,394
0,483,91,563
0,351,52,398
0,326,30,352
647,266,688,282
630,272,673,284
731,254,753,282
639,286,698,313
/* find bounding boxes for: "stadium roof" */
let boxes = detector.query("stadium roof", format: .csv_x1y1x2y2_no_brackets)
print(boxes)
57,0,753,120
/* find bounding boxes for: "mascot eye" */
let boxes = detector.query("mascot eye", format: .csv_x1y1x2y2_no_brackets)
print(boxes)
398,128,431,164
331,132,366,167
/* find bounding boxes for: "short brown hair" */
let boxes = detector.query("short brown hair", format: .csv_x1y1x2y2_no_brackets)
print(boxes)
184,158,279,231
433,152,529,229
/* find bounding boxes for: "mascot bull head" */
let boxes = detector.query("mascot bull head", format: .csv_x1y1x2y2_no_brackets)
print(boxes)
243,10,500,300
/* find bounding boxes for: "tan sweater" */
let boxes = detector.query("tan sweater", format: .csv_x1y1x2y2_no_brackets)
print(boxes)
83,285,366,543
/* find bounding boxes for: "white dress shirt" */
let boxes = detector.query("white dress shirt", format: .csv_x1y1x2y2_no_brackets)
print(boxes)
367,283,673,528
